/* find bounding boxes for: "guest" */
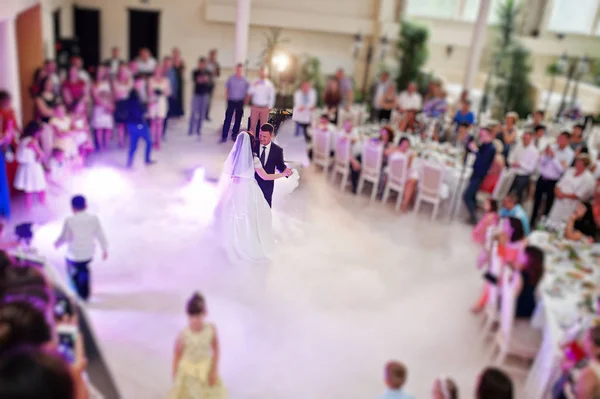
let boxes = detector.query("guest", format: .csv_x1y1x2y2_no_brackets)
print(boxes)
292,80,317,141
54,195,108,301
170,47,186,118
472,198,499,246
533,124,550,153
547,154,595,225
453,99,475,127
475,367,514,399
397,82,423,113
70,101,93,159
339,119,362,193
378,83,397,122
50,104,78,165
323,78,342,124
513,245,545,320
103,46,124,78
91,66,115,150
380,125,397,157
450,122,472,148
148,65,171,149
372,71,391,120
70,56,91,85
397,110,422,135
336,68,353,111
508,130,539,203
136,48,157,76
571,124,588,154
565,201,597,242
162,56,177,138
496,111,518,160
14,121,46,209
128,59,139,80
431,375,459,399
124,75,155,168
532,109,544,126
205,49,221,121
62,66,87,112
422,83,447,118
463,128,496,224
376,361,414,399
168,292,226,399
0,90,18,210
35,78,58,123
112,64,131,147
569,325,600,398
248,67,275,134
33,59,60,96
221,63,249,143
500,192,531,234
530,132,576,227
188,57,212,137
450,89,469,115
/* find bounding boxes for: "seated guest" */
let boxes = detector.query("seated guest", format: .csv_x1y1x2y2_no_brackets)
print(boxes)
338,120,362,193
479,139,505,194
548,154,595,225
397,81,422,112
508,130,539,203
450,122,472,148
377,83,397,122
500,192,530,234
376,360,414,399
431,376,458,399
397,109,421,134
476,367,514,399
555,325,600,398
463,127,496,224
379,125,397,158
565,201,597,242
423,84,448,118
533,124,550,153
313,113,337,152
453,99,475,127
496,111,518,161
514,245,544,319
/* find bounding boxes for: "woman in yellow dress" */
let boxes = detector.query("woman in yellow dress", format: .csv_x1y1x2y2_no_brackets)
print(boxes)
168,292,226,399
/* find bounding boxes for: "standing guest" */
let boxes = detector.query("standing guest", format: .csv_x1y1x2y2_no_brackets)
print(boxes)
514,245,545,319
128,60,139,79
50,104,78,166
570,124,588,154
91,66,115,150
378,83,397,122
397,81,423,113
479,139,506,194
221,63,249,143
70,100,94,160
533,124,549,152
463,127,496,224
170,47,186,118
372,71,391,120
33,59,60,96
476,368,513,399
103,46,124,78
248,67,275,134
292,80,317,141
450,88,469,115
565,201,597,242
168,292,226,399
547,154,595,225
532,109,544,126
323,78,342,124
14,121,46,209
530,131,576,227
500,192,531,235
35,78,58,123
496,111,518,160
423,87,448,118
70,56,91,85
0,91,16,218
397,110,422,134
453,99,475,127
112,64,132,147
54,195,108,301
136,48,157,76
162,56,177,138
62,66,88,112
508,130,539,203
205,49,221,121
472,198,499,251
148,65,171,149
124,75,155,168
431,376,459,399
336,68,354,111
375,361,414,399
188,58,212,137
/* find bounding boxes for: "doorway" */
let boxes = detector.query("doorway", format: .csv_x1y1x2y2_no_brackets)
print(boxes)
73,6,100,72
128,9,160,61
52,8,61,46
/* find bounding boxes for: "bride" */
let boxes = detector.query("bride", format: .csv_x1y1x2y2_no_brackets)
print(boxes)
215,131,295,263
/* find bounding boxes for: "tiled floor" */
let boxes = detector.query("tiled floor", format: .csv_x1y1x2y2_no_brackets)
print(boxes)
19,107,509,398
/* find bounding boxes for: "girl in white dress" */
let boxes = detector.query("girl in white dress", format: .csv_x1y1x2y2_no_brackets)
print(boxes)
92,66,115,149
112,65,131,147
14,121,47,209
49,104,79,167
148,65,171,150
70,101,93,160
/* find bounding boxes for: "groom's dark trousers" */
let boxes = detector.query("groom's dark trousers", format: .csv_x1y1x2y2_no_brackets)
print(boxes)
254,141,287,208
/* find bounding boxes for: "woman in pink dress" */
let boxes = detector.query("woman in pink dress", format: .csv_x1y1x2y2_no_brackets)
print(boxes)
62,66,88,111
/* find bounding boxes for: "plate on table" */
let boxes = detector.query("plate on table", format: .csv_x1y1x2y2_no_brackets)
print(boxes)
567,271,585,280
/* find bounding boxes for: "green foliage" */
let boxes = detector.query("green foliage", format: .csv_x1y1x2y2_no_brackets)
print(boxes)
495,0,519,52
546,61,561,77
493,44,533,118
395,20,429,91
297,56,325,106
258,28,290,79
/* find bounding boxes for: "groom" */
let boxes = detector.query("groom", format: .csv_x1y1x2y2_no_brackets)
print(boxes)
255,123,291,207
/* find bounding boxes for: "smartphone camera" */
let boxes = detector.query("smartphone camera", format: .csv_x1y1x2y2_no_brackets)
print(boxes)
53,292,73,322
56,325,77,364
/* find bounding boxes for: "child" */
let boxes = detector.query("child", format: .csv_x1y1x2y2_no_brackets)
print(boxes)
376,361,414,399
70,100,94,161
169,292,226,399
92,66,115,150
472,198,499,248
14,121,47,209
431,375,459,399
50,104,79,166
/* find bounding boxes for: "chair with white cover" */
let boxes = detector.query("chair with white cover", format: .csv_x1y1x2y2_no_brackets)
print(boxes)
313,128,332,172
382,153,409,211
330,134,351,189
356,141,384,200
492,168,516,201
481,240,502,339
413,161,449,221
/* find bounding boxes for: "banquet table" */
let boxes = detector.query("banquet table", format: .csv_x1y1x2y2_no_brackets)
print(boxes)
525,231,600,398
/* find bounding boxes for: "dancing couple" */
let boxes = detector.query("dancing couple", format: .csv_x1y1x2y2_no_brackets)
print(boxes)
216,123,298,263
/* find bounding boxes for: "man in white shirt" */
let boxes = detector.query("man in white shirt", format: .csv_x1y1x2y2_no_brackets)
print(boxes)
54,195,108,301
530,131,576,227
136,48,157,76
103,46,124,78
371,71,391,121
292,80,317,140
248,67,275,134
533,124,550,153
397,82,423,112
336,68,354,111
548,155,595,224
508,131,539,203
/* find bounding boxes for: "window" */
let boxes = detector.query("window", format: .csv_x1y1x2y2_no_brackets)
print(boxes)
548,0,597,35
406,0,459,19
462,0,503,24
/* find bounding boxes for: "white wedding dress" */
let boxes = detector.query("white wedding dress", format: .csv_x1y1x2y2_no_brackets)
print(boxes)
215,132,299,263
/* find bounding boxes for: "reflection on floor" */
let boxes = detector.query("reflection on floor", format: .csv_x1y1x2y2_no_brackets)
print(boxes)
16,113,508,398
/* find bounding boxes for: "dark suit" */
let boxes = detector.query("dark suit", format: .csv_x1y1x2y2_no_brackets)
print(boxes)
254,142,286,208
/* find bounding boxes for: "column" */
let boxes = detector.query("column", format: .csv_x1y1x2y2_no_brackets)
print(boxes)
463,0,492,91
0,18,22,123
235,0,251,65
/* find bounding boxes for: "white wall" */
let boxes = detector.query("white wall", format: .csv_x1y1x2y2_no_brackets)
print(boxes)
41,0,74,58
0,18,23,122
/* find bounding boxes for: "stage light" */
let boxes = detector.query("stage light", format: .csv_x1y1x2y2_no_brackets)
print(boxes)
272,53,289,72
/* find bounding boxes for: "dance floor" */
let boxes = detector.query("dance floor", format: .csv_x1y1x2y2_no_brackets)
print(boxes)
15,113,505,398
